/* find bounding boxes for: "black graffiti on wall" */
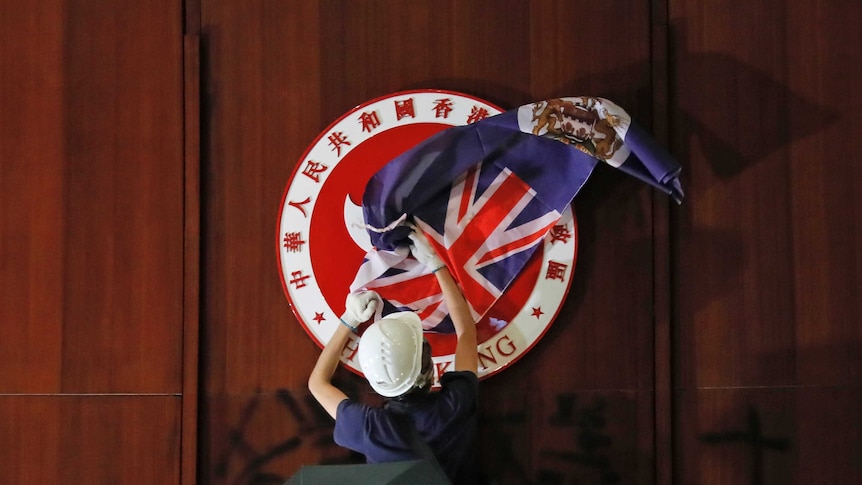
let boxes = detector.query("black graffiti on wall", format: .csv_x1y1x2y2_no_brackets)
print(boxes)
539,394,621,484
699,407,790,485
213,378,360,484
480,393,621,484
479,408,533,483
214,385,628,484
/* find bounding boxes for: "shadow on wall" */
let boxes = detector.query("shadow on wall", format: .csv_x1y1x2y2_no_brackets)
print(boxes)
687,342,862,485
209,371,368,485
667,25,839,180
698,406,792,485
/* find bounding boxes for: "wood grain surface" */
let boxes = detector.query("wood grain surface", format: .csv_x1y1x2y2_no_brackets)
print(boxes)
670,0,862,483
2,0,860,483
1,0,185,483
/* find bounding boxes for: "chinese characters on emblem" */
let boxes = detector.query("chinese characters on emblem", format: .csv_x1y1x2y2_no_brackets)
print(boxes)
433,98,454,119
359,110,382,133
283,232,306,253
394,98,415,120
550,224,572,244
287,196,311,218
302,161,329,183
327,131,351,156
546,261,568,281
467,105,491,124
289,270,311,289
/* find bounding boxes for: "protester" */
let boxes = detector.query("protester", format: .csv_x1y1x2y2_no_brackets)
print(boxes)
309,227,480,484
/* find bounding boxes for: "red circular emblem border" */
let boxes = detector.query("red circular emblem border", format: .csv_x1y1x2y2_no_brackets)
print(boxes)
277,89,577,385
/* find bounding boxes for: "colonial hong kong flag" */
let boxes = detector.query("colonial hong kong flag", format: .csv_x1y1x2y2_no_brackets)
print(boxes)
350,97,684,334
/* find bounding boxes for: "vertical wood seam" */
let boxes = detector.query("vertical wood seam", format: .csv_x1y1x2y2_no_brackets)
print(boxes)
650,0,674,483
181,34,201,485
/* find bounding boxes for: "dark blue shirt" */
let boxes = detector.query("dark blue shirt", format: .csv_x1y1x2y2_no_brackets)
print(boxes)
334,371,479,484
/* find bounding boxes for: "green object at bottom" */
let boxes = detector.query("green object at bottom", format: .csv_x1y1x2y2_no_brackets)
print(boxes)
284,460,450,484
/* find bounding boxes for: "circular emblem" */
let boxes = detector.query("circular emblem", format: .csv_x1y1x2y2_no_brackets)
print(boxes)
277,90,577,386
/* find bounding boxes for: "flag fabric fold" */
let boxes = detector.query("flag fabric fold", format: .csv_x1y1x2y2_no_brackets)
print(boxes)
350,97,683,333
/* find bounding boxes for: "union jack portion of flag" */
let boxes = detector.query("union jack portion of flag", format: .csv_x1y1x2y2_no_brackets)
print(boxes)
350,97,683,333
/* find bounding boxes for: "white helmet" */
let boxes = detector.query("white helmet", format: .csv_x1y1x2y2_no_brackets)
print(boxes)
357,311,425,398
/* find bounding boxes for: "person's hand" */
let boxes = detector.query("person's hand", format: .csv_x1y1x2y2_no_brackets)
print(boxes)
408,225,445,272
340,291,381,331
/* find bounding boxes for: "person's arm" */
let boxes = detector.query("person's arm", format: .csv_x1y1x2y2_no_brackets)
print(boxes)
308,322,353,419
408,226,478,374
308,291,380,419
435,266,478,374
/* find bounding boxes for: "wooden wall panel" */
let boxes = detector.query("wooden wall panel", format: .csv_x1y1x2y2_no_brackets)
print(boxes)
1,0,187,483
671,0,862,390
670,0,862,482
0,0,844,482
1,0,67,393
0,0,185,394
200,1,659,483
58,0,185,393
0,396,181,484
182,34,202,485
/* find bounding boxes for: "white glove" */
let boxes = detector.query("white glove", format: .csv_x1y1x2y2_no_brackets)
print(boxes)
340,291,381,331
408,226,445,272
